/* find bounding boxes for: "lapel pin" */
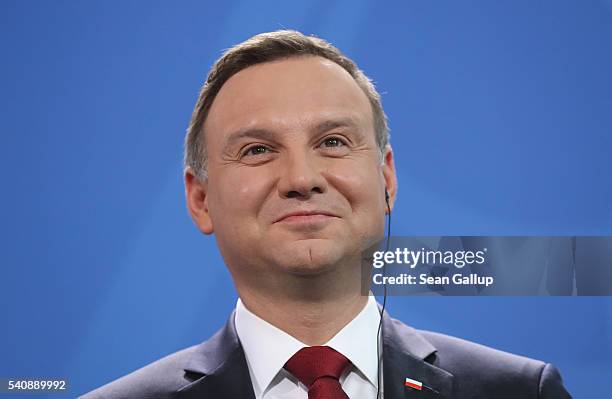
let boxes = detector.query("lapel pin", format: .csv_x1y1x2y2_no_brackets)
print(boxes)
405,377,423,391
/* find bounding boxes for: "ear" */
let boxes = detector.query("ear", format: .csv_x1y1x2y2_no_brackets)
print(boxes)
184,167,214,234
381,146,398,212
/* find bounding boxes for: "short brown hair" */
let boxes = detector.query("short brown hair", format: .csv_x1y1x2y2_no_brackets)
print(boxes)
184,29,389,180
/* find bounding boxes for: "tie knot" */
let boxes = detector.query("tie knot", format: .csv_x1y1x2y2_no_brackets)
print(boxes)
284,346,352,388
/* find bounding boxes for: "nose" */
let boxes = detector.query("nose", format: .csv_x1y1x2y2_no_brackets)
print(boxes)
278,151,327,200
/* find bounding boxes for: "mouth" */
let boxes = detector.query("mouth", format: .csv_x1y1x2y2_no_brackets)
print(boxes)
274,210,339,224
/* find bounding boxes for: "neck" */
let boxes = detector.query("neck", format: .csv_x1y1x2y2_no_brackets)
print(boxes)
231,249,372,345
237,276,368,345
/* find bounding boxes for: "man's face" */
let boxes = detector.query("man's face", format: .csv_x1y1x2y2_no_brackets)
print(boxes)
186,56,396,279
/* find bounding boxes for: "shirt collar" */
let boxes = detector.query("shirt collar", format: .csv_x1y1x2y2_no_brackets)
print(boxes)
326,295,381,387
234,296,381,397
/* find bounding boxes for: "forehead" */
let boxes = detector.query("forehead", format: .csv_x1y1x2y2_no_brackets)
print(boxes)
204,56,374,142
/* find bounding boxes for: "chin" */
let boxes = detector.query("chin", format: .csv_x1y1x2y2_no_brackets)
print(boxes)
273,241,347,276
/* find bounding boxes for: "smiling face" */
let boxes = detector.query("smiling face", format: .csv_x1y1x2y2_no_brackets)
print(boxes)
185,56,397,285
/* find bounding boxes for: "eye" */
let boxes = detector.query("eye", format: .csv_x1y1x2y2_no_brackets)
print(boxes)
320,136,347,148
242,145,270,157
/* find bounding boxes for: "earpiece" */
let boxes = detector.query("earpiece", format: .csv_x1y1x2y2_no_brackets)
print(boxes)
377,188,391,399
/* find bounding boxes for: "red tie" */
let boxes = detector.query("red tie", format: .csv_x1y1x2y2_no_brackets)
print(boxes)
284,346,352,399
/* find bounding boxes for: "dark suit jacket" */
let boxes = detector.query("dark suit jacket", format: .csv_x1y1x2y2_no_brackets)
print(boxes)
81,310,572,398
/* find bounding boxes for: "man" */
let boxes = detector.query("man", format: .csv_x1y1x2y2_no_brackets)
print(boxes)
82,30,571,398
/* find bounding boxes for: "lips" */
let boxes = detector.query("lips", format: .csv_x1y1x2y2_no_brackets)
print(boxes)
274,210,339,223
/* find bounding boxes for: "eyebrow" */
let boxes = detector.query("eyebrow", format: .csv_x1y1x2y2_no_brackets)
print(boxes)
313,117,363,135
223,116,364,151
224,128,277,151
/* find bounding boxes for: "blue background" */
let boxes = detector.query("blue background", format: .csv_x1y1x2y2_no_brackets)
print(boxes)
1,0,611,397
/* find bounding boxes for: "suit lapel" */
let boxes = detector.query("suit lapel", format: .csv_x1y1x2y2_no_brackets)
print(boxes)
382,311,454,399
176,308,453,399
176,311,256,399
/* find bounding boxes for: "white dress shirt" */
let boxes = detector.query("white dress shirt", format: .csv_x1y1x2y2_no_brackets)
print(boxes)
234,295,382,399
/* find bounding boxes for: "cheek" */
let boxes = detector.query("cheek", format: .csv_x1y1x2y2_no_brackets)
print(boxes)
208,169,271,223
329,167,387,248
328,163,385,211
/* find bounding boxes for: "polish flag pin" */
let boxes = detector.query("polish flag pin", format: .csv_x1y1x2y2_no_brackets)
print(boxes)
405,377,423,391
